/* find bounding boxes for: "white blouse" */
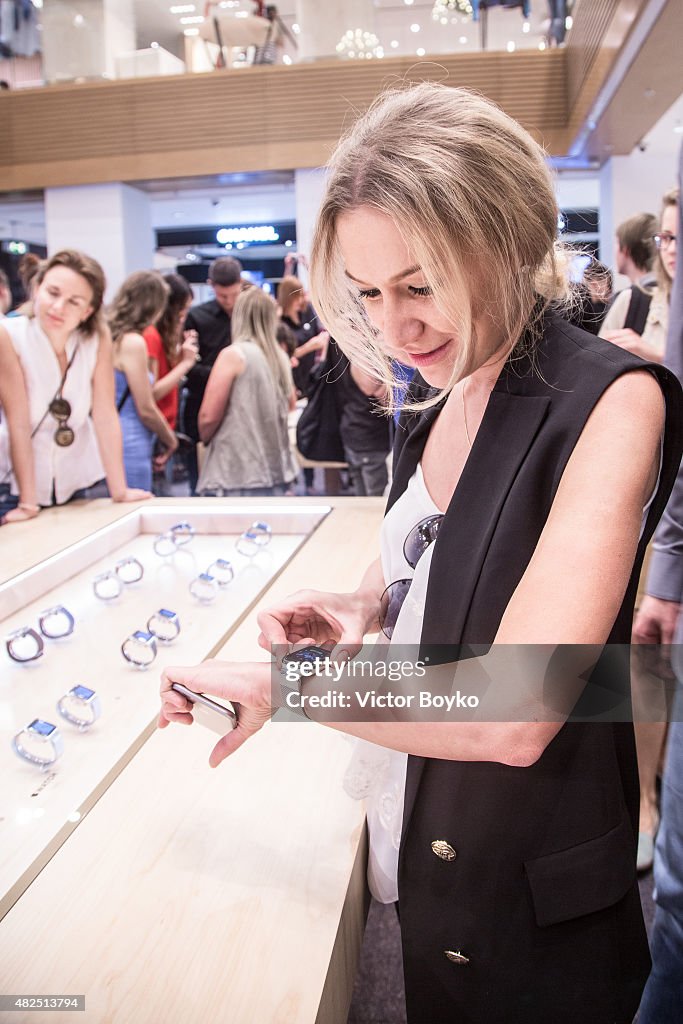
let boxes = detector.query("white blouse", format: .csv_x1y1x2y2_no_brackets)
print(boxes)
0,316,105,505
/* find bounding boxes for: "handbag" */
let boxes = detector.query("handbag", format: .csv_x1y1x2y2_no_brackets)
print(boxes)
295,341,345,463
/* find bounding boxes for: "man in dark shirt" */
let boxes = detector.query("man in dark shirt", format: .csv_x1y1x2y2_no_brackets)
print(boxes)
183,256,242,492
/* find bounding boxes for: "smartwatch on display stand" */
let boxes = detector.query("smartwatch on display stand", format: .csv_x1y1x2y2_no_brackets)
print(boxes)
13,719,64,770
121,630,158,669
57,685,102,731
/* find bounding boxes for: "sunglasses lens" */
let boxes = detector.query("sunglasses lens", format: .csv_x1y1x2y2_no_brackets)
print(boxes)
54,425,75,447
49,397,72,419
404,515,443,569
379,579,412,639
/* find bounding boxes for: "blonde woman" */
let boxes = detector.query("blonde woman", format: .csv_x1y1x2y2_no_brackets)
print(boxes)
196,286,296,496
161,84,682,1022
0,249,149,523
108,271,178,492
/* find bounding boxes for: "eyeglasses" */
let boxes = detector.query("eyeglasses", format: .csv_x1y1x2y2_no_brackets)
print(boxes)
49,396,74,447
653,232,677,250
378,514,444,639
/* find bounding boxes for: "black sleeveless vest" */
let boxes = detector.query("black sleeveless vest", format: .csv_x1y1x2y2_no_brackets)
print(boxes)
386,312,683,1024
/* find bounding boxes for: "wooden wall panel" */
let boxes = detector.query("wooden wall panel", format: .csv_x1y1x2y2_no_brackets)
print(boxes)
0,51,567,191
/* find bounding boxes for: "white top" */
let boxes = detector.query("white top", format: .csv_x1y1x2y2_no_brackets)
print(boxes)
599,287,669,359
0,316,105,505
354,437,662,905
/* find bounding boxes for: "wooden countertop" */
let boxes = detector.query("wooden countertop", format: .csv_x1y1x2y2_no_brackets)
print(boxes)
0,497,384,1024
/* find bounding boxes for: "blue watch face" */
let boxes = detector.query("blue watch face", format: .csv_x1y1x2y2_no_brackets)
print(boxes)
159,609,176,619
29,718,56,736
198,573,214,583
253,522,269,531
215,559,231,569
289,647,330,663
71,685,94,700
133,630,154,643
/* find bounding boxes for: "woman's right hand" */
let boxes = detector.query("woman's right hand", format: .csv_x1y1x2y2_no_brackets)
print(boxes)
257,588,379,661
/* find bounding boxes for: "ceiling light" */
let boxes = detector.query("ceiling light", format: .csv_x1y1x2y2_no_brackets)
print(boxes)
565,16,573,30
459,35,467,43
282,54,292,64
336,28,383,60
390,40,399,48
522,21,530,33
538,41,546,50
416,47,426,56
292,23,300,34
180,15,204,24
506,41,515,52
151,41,159,49
170,4,195,13
404,0,414,5
183,27,199,36
410,24,420,33
432,0,473,21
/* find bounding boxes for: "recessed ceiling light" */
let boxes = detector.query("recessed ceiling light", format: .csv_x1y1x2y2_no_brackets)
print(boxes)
282,54,292,64
151,41,159,49
390,40,399,48
522,21,530,33
180,15,203,24
416,47,425,56
538,41,546,50
410,23,420,33
506,41,515,53
292,23,300,34
183,27,199,36
459,35,467,44
170,4,195,13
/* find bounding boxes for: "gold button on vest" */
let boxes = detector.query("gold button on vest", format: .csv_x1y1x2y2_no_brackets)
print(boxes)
431,839,456,861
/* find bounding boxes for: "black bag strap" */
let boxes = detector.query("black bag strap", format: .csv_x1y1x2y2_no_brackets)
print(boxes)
117,385,130,413
623,287,652,336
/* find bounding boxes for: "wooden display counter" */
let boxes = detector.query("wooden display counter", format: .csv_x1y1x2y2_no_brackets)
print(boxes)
0,496,384,1024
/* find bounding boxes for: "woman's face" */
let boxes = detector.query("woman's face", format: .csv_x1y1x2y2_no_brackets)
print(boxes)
658,203,677,281
336,207,501,388
35,266,94,337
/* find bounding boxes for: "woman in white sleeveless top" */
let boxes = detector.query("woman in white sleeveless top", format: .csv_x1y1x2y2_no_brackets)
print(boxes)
0,249,150,524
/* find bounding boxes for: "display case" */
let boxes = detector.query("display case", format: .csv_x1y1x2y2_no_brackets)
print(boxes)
0,497,383,1023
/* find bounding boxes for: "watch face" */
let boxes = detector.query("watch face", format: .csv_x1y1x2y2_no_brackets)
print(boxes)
198,573,214,584
133,630,154,643
285,646,331,664
71,685,94,700
29,719,56,736
159,609,175,619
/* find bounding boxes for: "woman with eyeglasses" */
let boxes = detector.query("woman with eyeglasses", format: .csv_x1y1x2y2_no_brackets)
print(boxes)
159,85,683,1023
601,187,680,873
601,187,679,360
0,249,150,525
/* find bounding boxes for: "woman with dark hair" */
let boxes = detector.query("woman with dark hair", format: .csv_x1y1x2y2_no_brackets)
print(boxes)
108,271,178,491
143,273,199,495
0,249,150,523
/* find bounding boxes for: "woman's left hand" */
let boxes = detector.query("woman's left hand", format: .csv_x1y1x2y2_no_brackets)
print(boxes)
112,487,152,503
159,660,273,767
1,504,40,525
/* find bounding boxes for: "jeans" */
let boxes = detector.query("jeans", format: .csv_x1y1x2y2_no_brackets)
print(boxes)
638,648,683,1020
343,446,389,497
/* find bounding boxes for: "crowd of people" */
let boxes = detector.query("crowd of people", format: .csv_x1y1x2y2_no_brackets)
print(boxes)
0,247,394,524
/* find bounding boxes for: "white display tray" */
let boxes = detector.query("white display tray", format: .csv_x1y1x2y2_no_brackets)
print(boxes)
0,503,330,918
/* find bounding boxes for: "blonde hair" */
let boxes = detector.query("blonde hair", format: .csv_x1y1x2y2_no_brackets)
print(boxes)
655,187,679,302
231,286,293,401
310,82,571,410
